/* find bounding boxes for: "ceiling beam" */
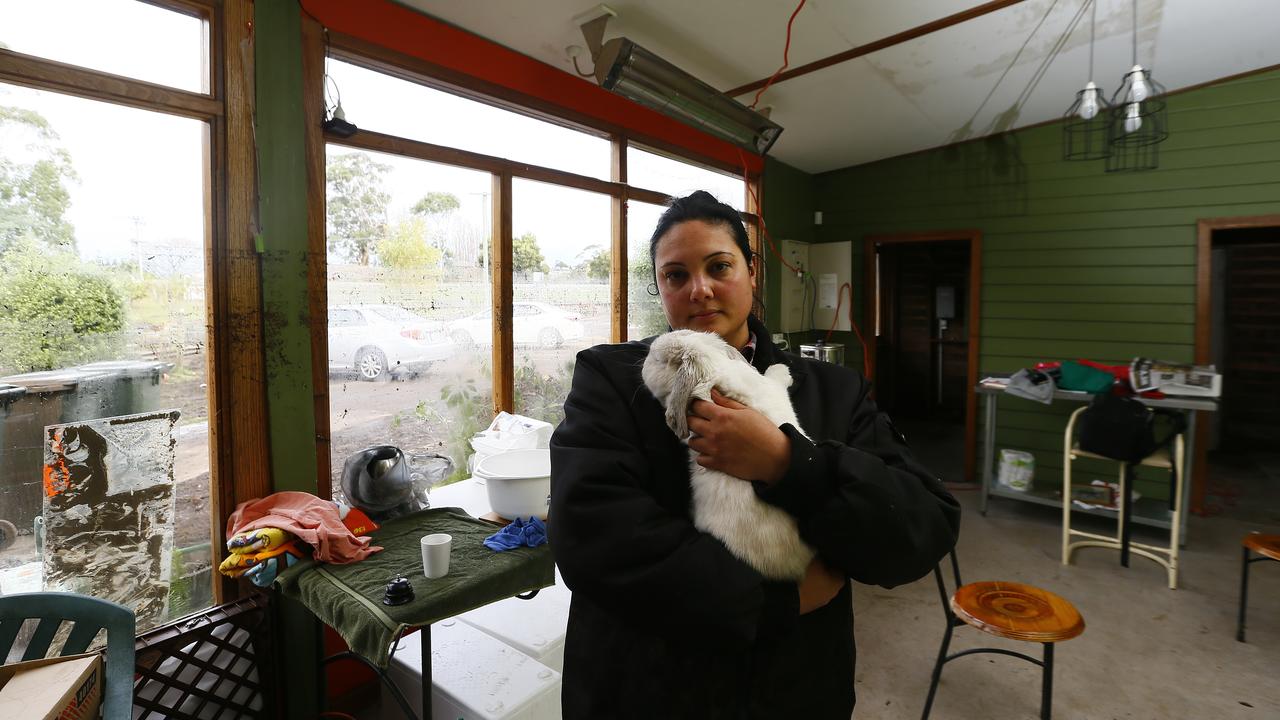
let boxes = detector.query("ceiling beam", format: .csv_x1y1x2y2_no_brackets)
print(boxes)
724,0,1030,97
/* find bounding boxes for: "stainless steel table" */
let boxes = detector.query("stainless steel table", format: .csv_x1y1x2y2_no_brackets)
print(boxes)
976,377,1218,546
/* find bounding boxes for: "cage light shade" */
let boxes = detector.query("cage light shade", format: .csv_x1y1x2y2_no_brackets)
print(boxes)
596,37,783,155
1062,83,1112,161
1105,66,1168,172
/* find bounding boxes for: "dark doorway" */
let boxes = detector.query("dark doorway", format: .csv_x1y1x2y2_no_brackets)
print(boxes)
875,241,971,422
1195,215,1280,518
865,231,981,482
1203,224,1280,524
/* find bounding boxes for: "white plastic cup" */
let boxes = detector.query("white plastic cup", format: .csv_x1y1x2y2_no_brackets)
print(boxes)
421,533,452,579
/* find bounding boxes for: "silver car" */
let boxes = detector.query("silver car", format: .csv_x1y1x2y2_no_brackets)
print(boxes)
447,301,586,348
328,304,455,381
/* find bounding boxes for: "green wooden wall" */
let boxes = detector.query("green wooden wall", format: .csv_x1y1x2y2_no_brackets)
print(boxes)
763,68,1280,498
760,156,816,351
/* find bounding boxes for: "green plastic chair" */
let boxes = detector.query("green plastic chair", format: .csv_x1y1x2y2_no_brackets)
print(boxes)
0,591,135,720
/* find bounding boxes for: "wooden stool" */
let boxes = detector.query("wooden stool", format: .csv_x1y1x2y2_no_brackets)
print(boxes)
1062,405,1186,589
923,554,1085,720
1237,533,1280,642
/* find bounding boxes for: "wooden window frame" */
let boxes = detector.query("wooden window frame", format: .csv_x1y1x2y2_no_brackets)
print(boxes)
307,30,761,494
0,0,269,606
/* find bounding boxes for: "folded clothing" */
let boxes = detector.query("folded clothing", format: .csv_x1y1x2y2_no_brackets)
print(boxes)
227,491,381,564
483,516,548,552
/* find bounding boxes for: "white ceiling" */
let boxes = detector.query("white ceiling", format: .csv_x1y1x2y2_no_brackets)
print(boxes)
398,0,1280,174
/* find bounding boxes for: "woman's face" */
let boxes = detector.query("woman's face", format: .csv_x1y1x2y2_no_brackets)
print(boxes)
653,219,756,349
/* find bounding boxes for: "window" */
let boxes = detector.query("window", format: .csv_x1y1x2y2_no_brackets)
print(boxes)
319,48,750,484
328,59,611,180
511,180,610,426
0,1,209,93
325,147,494,489
0,5,220,634
627,146,746,210
627,201,669,340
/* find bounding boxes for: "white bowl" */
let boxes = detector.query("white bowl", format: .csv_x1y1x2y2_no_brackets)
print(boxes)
473,448,551,520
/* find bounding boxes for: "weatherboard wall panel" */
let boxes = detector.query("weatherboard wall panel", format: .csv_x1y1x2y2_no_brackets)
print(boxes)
802,68,1280,493
982,302,1196,324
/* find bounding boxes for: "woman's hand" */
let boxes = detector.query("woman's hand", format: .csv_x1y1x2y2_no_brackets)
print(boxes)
686,389,790,484
798,557,845,615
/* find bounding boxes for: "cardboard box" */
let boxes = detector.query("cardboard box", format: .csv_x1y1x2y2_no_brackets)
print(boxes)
0,652,103,720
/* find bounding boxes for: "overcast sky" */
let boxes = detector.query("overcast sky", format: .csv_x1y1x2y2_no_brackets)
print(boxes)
0,0,742,270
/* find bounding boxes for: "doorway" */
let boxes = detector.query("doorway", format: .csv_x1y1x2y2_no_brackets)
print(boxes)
1197,216,1280,521
865,231,982,483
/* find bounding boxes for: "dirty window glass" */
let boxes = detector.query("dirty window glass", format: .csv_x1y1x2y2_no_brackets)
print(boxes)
0,82,212,632
509,179,611,427
325,146,494,492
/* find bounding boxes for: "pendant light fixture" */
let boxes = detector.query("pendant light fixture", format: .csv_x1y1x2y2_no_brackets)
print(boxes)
1062,0,1111,160
1106,0,1168,171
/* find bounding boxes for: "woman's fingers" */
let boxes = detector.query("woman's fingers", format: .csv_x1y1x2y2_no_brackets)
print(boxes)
709,388,747,409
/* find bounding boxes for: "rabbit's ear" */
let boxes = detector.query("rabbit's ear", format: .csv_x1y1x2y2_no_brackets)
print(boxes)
664,352,708,438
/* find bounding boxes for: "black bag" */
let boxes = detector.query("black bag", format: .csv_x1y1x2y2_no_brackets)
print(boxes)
1077,393,1156,463
1078,393,1187,463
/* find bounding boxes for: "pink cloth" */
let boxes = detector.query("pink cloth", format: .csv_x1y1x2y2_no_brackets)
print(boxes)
226,491,381,564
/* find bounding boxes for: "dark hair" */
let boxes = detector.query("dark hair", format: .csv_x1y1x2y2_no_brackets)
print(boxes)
648,191,754,273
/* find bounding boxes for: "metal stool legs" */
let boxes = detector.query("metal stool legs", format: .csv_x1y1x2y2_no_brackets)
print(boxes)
1238,545,1279,643
1238,544,1250,642
922,638,1055,720
921,563,1059,720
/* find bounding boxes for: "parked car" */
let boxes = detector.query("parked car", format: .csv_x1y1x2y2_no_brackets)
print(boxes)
328,304,455,381
447,301,585,348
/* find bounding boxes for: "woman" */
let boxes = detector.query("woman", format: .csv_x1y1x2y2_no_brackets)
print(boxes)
550,190,960,718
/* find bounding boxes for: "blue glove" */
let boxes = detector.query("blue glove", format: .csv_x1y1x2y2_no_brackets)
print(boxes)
483,517,548,552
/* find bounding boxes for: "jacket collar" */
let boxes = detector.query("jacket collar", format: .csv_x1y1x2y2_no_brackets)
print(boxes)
746,314,807,386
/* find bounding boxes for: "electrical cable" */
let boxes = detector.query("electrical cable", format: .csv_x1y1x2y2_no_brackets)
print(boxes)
749,0,808,111
823,282,870,375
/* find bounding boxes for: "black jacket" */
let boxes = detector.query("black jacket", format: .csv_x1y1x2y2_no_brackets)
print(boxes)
549,317,961,719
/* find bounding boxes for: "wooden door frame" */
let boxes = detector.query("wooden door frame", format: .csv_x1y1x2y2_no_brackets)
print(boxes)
865,230,982,483
1193,213,1280,514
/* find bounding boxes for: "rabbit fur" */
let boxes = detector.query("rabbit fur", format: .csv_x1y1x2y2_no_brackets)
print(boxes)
642,329,815,580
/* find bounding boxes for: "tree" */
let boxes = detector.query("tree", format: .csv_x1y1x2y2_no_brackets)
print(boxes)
0,239,125,373
513,232,549,278
0,105,78,254
326,152,390,265
586,249,610,282
376,216,443,269
411,191,460,217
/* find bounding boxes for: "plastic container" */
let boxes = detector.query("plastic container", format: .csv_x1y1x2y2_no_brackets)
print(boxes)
74,360,170,417
997,449,1035,492
382,618,560,720
473,449,551,520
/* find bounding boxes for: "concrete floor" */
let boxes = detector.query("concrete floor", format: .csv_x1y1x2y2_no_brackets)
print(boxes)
852,420,1280,719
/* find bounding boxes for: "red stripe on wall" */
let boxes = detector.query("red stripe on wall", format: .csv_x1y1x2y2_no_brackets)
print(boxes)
301,0,763,175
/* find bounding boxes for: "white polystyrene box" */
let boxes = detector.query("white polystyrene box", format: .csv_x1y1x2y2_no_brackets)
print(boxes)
382,618,561,720
457,573,571,673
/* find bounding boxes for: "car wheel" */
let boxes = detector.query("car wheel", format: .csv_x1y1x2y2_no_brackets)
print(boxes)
451,330,475,348
538,327,563,348
355,346,388,381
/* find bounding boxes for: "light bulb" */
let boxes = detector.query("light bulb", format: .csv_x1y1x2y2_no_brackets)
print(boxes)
1124,102,1142,133
1128,65,1149,102
1078,82,1099,120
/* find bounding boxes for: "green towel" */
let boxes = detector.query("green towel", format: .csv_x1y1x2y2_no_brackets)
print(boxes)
275,507,555,668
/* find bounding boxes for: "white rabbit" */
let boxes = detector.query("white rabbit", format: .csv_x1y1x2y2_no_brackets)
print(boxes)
642,329,815,580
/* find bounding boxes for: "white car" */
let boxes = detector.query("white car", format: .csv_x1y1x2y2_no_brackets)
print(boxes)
328,304,455,381
447,301,585,348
